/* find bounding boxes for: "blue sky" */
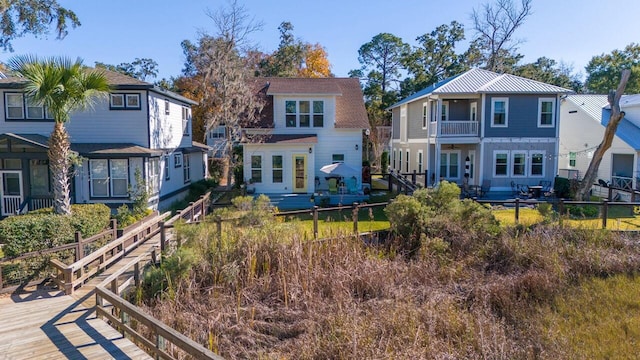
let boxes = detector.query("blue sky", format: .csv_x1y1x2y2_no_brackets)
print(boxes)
1,0,638,82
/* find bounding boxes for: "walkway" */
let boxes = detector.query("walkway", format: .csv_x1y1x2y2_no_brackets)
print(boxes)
0,234,163,359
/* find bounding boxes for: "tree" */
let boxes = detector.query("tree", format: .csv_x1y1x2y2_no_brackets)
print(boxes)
575,70,631,200
515,57,583,92
585,43,640,94
400,21,468,96
8,56,110,214
471,0,532,72
299,43,331,78
0,1,80,51
95,58,159,81
183,0,264,188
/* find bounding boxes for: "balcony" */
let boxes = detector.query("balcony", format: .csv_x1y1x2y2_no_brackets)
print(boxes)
428,121,478,137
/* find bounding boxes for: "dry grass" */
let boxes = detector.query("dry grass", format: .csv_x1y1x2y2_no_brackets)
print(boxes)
143,201,640,359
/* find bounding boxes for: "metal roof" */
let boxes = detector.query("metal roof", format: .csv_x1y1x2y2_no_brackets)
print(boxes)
619,94,640,109
389,68,573,109
563,94,608,121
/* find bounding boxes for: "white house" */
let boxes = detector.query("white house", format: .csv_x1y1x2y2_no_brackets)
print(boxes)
240,77,369,197
0,70,209,216
559,94,640,191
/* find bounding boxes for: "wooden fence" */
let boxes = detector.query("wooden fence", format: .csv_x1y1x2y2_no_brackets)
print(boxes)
0,220,118,293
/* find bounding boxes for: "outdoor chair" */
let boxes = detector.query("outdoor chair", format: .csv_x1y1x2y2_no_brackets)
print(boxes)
328,178,338,194
539,180,552,193
479,180,491,197
346,177,358,194
510,181,518,196
518,184,530,198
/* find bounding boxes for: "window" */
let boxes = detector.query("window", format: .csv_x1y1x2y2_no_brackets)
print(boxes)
30,159,50,196
422,103,428,128
149,158,160,193
332,154,344,163
209,125,225,138
183,154,191,183
299,101,310,127
251,155,262,183
285,100,324,127
165,101,170,115
405,150,410,173
441,101,449,121
313,101,324,127
182,107,189,135
164,155,170,180
398,151,402,172
417,151,423,173
392,150,396,169
538,98,555,127
440,151,459,179
272,155,283,183
530,152,544,176
5,93,24,119
90,159,128,198
494,152,508,176
512,152,527,177
110,93,141,110
470,102,477,122
491,98,508,127
174,153,182,167
430,101,438,122
569,152,576,167
26,98,44,119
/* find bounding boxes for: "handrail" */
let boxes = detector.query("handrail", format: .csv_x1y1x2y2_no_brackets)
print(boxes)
17,196,30,214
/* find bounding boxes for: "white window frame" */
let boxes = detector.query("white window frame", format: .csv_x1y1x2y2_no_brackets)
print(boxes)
491,98,509,127
312,100,324,127
25,97,45,119
149,158,160,194
398,150,402,173
272,155,283,183
174,153,182,167
89,159,109,197
405,150,410,173
332,154,345,164
165,100,170,115
126,94,140,109
5,93,24,119
183,153,191,183
511,151,527,177
417,150,423,173
182,107,190,136
89,159,129,198
285,100,324,128
429,101,438,122
569,152,576,167
422,103,428,129
529,150,545,177
441,101,449,121
493,150,509,177
111,93,141,110
164,155,170,180
538,98,556,128
110,94,125,109
440,150,461,180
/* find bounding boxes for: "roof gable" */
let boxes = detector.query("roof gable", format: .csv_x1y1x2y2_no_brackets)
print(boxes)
563,94,609,121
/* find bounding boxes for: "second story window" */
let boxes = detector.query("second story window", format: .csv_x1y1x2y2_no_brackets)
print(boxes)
538,98,556,127
110,93,141,110
165,100,170,115
4,93,52,121
422,103,428,128
491,98,508,127
285,100,324,128
332,154,344,164
182,107,190,136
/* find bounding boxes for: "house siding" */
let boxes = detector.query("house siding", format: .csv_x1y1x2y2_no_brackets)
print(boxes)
484,94,558,138
391,108,400,139
148,92,193,150
407,101,428,139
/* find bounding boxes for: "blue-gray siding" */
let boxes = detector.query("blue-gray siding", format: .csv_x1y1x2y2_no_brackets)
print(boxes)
483,94,557,138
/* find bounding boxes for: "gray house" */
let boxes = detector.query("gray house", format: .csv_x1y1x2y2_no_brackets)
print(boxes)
0,70,209,216
388,68,572,193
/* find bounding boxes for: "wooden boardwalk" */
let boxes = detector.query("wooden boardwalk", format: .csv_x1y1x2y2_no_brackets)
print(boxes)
0,235,161,359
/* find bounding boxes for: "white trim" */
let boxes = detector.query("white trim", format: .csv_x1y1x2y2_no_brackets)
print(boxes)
490,97,509,128
511,151,527,177
417,150,424,173
537,97,556,128
493,150,509,177
470,102,477,122
406,138,430,143
482,137,556,143
529,150,546,178
422,102,428,129
405,149,410,173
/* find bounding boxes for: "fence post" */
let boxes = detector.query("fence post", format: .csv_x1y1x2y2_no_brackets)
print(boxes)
424,170,428,187
602,200,609,229
412,170,416,185
388,173,393,192
75,232,84,261
0,265,3,290
134,262,140,288
352,203,359,234
111,219,117,239
159,221,166,253
63,268,73,295
515,198,520,224
189,202,195,222
313,206,319,239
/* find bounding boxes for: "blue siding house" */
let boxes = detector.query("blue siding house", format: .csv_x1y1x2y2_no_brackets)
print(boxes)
389,68,572,193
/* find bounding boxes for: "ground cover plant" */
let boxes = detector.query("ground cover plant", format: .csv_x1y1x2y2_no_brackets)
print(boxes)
142,181,640,359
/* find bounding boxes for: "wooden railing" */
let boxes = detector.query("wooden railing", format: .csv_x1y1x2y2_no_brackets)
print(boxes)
0,221,117,293
94,247,222,360
159,192,211,253
51,212,168,295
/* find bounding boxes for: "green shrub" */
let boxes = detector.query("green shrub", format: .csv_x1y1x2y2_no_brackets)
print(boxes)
567,204,599,218
0,214,74,257
537,202,554,218
381,151,388,173
115,204,137,227
70,203,111,235
208,158,226,183
554,176,571,198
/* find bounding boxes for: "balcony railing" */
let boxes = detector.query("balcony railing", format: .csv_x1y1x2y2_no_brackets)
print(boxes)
429,121,478,137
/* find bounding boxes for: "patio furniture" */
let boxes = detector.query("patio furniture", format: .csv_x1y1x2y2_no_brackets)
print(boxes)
517,184,530,198
479,180,491,197
346,176,358,194
511,181,518,196
539,180,552,193
529,185,543,198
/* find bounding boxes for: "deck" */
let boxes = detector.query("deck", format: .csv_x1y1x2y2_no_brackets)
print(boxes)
0,234,162,359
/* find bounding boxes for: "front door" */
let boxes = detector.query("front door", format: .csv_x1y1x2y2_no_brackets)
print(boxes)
292,154,307,193
0,171,24,216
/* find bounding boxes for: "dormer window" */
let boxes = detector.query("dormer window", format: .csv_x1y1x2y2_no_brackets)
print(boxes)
285,100,324,127
110,93,141,110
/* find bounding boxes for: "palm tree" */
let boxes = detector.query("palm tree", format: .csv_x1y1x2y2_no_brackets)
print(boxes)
8,56,110,215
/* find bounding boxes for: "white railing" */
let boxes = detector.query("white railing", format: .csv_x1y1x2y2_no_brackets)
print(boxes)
428,121,478,137
2,196,21,216
611,175,633,191
31,197,54,211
